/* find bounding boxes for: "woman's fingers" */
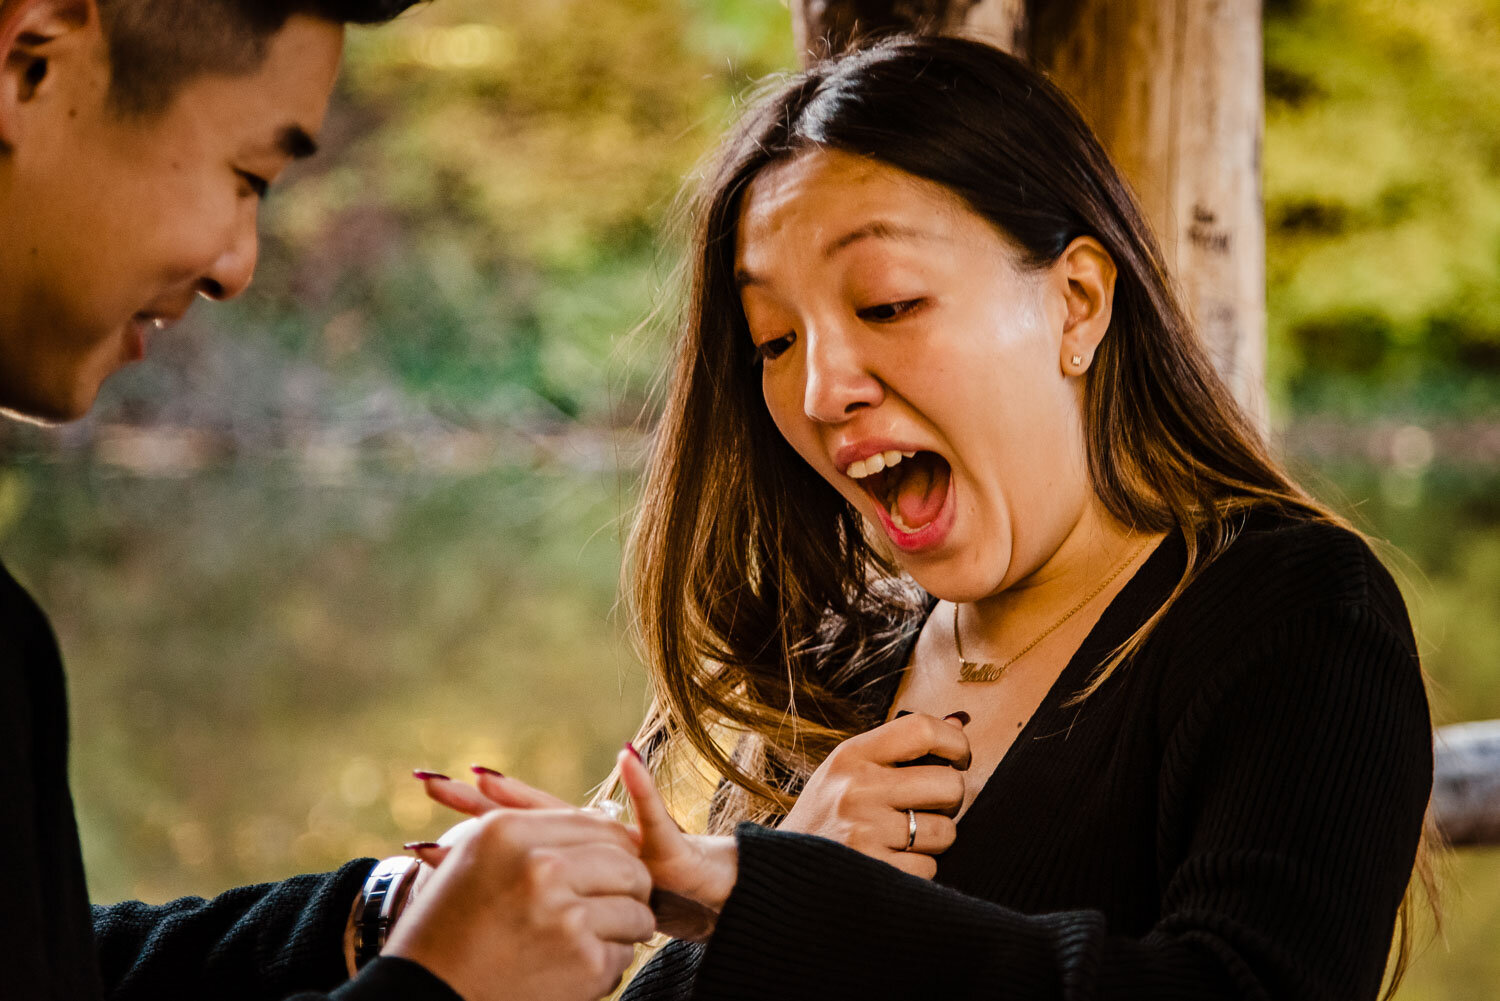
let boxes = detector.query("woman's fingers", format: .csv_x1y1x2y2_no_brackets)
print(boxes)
417,767,576,821
868,713,973,770
618,744,686,859
418,772,500,817
887,850,939,881
405,841,452,868
471,767,573,810
889,809,958,855
884,764,967,815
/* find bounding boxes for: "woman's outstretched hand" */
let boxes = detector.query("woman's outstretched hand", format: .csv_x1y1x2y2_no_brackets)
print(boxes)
779,712,970,879
418,749,739,943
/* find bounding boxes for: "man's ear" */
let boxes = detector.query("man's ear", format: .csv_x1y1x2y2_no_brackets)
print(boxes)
1051,235,1118,377
0,0,99,149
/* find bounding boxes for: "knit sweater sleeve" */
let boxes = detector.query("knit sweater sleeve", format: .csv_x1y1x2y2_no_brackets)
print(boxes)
661,600,1431,1001
92,859,443,1000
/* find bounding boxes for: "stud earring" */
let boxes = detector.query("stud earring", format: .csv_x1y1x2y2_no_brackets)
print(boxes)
1070,354,1084,367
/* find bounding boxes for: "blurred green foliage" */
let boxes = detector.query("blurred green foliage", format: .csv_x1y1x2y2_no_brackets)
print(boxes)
1265,0,1500,416
203,0,793,429
30,0,1496,436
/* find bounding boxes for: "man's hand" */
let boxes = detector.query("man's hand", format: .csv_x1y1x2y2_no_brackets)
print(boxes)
382,808,654,1001
420,751,739,943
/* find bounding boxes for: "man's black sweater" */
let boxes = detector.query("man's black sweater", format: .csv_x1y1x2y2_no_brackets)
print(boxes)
623,516,1434,1001
0,557,459,1000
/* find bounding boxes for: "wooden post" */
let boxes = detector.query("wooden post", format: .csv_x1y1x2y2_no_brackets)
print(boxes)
791,0,1269,428
1434,721,1500,847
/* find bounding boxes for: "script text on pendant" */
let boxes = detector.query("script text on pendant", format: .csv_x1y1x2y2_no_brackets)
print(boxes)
959,659,1008,683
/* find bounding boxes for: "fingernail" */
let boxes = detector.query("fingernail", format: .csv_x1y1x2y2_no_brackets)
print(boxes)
403,841,439,851
895,709,914,718
624,742,644,763
470,764,504,778
412,770,450,781
943,711,971,727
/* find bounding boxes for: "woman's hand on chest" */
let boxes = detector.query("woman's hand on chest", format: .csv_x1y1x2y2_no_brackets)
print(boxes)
779,712,971,879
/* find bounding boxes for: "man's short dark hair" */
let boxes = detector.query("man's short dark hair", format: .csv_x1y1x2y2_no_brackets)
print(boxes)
97,0,425,115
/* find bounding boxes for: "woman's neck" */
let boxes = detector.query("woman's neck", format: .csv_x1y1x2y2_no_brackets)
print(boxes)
961,502,1162,656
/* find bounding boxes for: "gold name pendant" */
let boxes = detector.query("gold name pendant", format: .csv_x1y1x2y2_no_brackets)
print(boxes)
958,658,1008,684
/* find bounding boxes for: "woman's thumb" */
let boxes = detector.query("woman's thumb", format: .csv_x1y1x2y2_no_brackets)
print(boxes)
619,743,683,854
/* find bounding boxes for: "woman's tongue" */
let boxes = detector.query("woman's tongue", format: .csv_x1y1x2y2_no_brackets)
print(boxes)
888,456,949,533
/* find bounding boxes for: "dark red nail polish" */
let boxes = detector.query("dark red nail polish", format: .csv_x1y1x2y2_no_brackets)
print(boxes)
943,711,972,727
403,841,440,851
624,742,643,763
412,770,450,782
470,764,504,778
894,709,914,718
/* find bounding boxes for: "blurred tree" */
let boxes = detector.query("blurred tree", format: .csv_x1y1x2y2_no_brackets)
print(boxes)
18,0,1498,451
1264,0,1500,415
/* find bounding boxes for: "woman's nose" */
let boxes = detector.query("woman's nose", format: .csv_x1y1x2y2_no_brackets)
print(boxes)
801,321,884,423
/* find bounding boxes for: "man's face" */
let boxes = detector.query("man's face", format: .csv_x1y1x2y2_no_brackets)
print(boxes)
0,13,345,422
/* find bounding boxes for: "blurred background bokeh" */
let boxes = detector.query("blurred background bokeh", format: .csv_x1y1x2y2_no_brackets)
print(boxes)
0,0,1496,996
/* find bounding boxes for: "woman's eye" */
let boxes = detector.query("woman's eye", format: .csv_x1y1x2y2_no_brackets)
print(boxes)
237,171,270,200
858,299,923,323
755,333,795,362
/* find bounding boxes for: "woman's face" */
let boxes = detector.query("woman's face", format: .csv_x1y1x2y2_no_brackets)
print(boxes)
735,149,1102,602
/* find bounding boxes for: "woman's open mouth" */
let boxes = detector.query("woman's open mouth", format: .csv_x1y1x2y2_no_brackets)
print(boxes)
846,449,956,552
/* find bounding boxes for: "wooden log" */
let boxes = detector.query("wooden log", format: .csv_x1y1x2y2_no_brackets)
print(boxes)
1434,720,1500,847
792,0,1269,428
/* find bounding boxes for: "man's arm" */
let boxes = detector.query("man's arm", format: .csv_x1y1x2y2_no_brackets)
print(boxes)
93,860,374,1000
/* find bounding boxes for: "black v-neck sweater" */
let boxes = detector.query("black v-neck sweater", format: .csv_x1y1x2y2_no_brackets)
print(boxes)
622,515,1433,1001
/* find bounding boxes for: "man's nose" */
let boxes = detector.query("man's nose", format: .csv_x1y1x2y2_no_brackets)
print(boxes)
197,209,260,302
801,319,884,424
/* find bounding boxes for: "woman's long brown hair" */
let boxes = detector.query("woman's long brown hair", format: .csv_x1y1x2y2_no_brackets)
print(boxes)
618,35,1438,994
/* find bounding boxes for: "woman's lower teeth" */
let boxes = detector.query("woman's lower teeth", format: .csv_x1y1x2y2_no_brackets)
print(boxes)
889,504,920,534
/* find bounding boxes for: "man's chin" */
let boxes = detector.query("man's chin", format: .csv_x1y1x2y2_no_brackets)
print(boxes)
0,375,105,426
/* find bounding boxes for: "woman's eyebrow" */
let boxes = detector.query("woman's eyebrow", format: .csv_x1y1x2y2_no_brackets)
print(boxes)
736,221,944,289
823,220,943,258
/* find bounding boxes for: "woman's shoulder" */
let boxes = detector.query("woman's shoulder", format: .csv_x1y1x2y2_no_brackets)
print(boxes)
1140,512,1431,775
1168,508,1411,645
1139,509,1423,730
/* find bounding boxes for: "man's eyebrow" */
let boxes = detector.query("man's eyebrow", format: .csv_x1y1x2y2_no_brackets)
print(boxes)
735,220,943,289
275,124,319,161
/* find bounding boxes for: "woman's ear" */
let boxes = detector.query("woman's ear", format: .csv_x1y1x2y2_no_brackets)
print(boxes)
0,0,99,150
1053,235,1117,377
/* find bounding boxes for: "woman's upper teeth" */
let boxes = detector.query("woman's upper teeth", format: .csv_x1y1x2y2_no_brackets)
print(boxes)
847,450,916,479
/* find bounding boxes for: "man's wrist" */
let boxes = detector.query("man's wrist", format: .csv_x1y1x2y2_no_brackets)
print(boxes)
350,856,423,971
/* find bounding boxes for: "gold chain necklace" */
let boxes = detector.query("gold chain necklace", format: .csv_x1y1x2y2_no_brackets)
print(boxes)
955,541,1150,683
